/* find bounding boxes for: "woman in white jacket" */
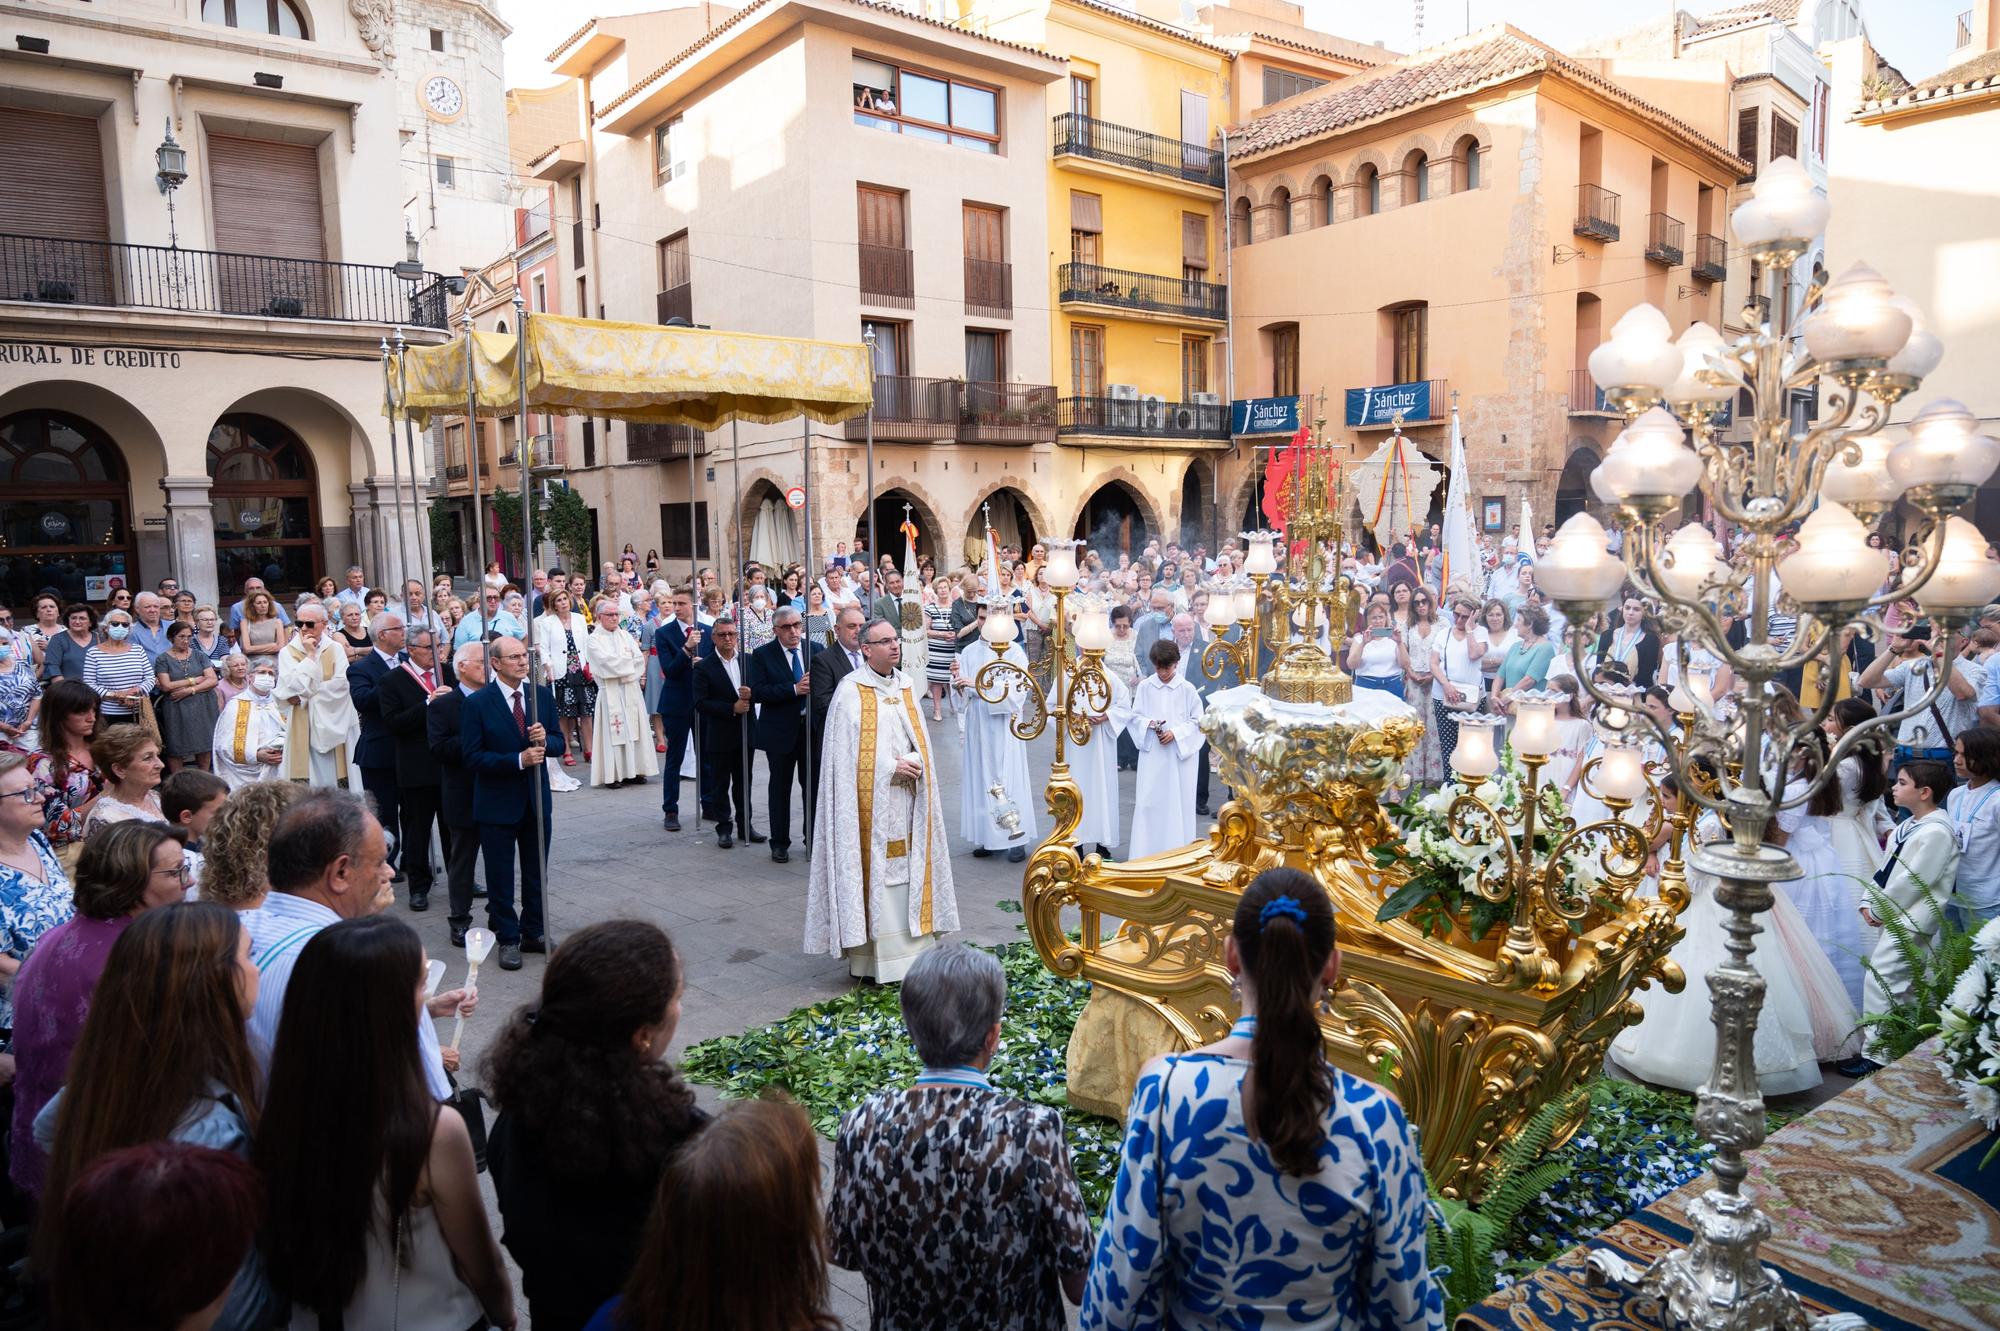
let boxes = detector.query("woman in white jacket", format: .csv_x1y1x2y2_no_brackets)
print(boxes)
534,587,597,767
584,594,659,789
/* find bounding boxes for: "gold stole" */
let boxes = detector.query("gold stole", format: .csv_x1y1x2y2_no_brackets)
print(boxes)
853,682,939,938
230,699,253,763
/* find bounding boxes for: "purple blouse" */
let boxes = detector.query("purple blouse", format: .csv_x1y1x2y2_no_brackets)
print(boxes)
9,913,133,1196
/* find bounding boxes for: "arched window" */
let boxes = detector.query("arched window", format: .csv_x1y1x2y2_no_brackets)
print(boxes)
1355,164,1379,217
207,414,322,596
0,411,134,609
201,0,309,38
1454,135,1483,190
1231,195,1253,246
1309,174,1334,227
1271,187,1292,236
1405,151,1430,202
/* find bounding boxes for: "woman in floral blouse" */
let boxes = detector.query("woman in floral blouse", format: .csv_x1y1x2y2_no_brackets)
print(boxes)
0,751,75,1034
29,680,102,871
1081,868,1443,1331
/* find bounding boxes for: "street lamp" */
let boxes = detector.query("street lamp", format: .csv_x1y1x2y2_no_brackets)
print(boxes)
394,221,426,282
154,119,187,250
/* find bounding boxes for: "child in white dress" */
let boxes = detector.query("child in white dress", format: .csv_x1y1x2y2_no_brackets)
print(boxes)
1776,732,1874,1014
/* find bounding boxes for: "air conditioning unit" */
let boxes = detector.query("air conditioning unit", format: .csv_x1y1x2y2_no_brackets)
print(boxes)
1108,383,1139,429
1173,405,1197,431
1139,394,1167,431
1191,391,1222,406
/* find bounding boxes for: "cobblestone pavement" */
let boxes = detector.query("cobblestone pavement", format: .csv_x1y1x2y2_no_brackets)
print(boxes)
418,710,1122,1328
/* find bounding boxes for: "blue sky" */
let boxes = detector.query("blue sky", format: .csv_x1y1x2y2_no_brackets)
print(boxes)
500,0,1967,89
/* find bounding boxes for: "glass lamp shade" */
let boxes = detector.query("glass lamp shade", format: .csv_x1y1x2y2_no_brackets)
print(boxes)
1230,585,1259,622
1613,407,1702,500
1043,542,1080,589
1888,399,2000,492
1820,431,1905,511
1536,513,1627,606
1588,303,1681,394
1509,691,1562,757
1777,502,1888,606
154,120,188,190
1595,740,1649,803
1449,715,1503,778
1203,587,1236,628
1666,321,1734,405
1802,262,1913,365
1914,516,2000,615
1241,532,1279,577
1727,155,1829,248
981,601,1018,645
1657,522,1725,600
1885,296,1943,380
1073,606,1112,653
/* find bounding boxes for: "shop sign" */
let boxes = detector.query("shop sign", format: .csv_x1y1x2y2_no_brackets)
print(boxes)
1345,380,1431,427
0,343,185,370
1230,396,1300,436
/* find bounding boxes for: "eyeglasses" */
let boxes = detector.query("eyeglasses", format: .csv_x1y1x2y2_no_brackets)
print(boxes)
1,785,44,805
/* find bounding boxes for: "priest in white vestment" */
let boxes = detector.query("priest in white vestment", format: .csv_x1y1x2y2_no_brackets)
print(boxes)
1126,637,1207,860
210,661,287,789
1069,667,1130,858
273,603,357,789
585,595,661,788
953,613,1041,864
804,617,958,982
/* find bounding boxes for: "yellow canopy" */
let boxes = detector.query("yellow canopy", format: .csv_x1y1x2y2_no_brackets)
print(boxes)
390,313,874,429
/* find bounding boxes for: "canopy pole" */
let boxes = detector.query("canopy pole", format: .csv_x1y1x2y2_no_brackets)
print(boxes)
800,413,814,848
396,330,432,586
731,419,746,604
515,294,551,946
862,324,877,571
384,331,413,595
464,309,488,600
687,428,699,592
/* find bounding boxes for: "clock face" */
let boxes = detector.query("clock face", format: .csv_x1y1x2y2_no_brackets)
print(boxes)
423,75,464,120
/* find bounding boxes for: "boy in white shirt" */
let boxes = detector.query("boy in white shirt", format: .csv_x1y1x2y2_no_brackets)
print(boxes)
1848,759,1961,1074
1949,727,2000,930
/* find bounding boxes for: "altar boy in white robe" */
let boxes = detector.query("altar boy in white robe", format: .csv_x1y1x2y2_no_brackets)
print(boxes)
1070,667,1131,859
953,609,1041,864
1126,638,1206,860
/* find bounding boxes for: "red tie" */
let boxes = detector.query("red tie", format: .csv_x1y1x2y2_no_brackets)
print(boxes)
421,670,434,692
512,690,526,735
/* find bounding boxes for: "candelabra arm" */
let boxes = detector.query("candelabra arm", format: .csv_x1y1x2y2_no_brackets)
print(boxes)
1857,519,1950,614
1563,635,1726,816
973,656,1049,745
1805,623,1967,791
1540,809,1653,921
1441,787,1525,907
1060,653,1113,751
1200,635,1245,684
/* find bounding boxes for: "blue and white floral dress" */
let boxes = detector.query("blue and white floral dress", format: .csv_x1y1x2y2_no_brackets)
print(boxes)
1081,1051,1443,1331
0,831,73,1032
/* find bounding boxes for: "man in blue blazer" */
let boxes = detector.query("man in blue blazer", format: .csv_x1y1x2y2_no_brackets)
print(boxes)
460,635,564,970
652,585,708,832
746,605,812,863
347,611,407,888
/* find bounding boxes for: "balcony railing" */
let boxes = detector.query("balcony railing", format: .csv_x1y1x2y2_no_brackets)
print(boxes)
0,234,449,326
964,258,1011,318
1574,184,1620,243
497,448,519,467
627,423,708,460
1058,262,1226,322
1693,232,1727,283
1052,112,1225,189
1957,9,1973,47
844,375,1058,444
1645,212,1685,266
1567,369,1617,416
444,463,469,481
656,283,692,325
1057,395,1229,442
859,243,913,308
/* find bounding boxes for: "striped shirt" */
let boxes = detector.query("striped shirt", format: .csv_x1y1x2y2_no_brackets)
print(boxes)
82,646,156,716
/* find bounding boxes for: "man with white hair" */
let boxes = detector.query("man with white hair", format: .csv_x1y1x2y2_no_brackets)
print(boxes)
210,657,286,788
274,601,358,787
348,610,408,884
129,591,172,659
1486,535,1528,603
1133,588,1176,667
333,564,371,609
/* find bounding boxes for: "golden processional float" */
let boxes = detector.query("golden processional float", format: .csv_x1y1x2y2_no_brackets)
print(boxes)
976,412,1688,1203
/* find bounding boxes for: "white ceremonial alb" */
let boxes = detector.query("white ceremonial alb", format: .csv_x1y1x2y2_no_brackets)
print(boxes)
586,625,660,787
957,639,1041,851
1070,670,1132,851
1126,670,1206,860
211,688,287,790
805,667,959,982
273,633,357,788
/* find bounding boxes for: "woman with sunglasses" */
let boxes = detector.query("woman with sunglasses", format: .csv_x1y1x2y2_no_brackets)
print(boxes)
0,751,73,1038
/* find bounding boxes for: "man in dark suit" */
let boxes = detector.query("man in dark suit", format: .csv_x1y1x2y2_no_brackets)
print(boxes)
428,641,485,947
346,610,406,883
807,604,866,836
460,635,565,970
378,626,450,914
652,586,708,832
692,616,764,850
747,605,812,863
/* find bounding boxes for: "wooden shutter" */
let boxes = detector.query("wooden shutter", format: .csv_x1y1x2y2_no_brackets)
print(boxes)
0,108,113,305
1736,107,1759,165
962,205,1002,262
209,134,326,318
856,186,905,248
1770,115,1797,163
1181,213,1208,271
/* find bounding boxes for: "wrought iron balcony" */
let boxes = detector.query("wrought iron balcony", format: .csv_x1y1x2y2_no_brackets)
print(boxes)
0,234,449,326
627,423,708,460
844,375,1057,444
1053,113,1224,189
1567,369,1617,416
1057,395,1229,442
656,283,692,325
859,243,913,309
1645,212,1685,266
964,257,1011,318
1574,184,1620,243
1057,262,1226,322
444,463,469,481
1694,232,1727,283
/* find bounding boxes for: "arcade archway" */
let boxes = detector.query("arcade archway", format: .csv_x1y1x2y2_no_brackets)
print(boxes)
968,486,1039,566
1074,480,1154,561
1555,444,1599,524
856,487,942,573
1180,458,1215,550
0,409,133,609
207,414,323,597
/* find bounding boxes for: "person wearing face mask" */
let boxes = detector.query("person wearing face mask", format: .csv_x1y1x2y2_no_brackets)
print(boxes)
82,611,154,732
211,662,287,789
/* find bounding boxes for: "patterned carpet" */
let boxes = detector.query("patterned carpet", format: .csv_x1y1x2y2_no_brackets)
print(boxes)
1464,1043,2000,1331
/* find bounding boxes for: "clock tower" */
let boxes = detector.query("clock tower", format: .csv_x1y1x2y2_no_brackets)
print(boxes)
394,0,514,280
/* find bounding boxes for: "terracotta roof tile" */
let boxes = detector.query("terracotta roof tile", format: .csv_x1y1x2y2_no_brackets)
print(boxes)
1687,0,1801,38
1059,0,1232,56
1246,30,1387,69
1864,46,2000,112
1228,26,1745,173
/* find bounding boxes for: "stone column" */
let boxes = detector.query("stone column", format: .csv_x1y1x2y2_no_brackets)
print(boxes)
162,476,218,608
348,483,378,586
367,474,429,593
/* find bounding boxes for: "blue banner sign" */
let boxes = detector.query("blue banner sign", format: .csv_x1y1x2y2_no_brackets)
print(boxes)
1346,380,1431,427
1231,395,1300,435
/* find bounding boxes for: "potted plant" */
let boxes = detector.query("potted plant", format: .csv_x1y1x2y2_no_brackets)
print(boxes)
264,295,305,318
36,280,75,303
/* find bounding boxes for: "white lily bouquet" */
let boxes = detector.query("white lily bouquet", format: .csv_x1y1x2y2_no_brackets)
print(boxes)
1936,916,2000,1167
1376,745,1601,941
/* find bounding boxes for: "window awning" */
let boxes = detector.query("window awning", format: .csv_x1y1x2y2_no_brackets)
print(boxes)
1070,190,1103,233
389,313,873,429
